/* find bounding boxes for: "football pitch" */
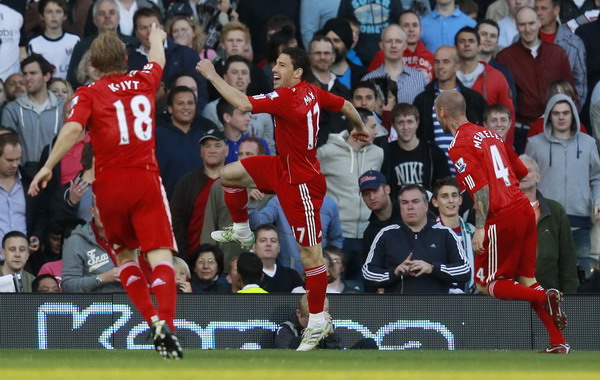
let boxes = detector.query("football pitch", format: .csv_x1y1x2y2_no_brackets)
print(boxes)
2,350,600,380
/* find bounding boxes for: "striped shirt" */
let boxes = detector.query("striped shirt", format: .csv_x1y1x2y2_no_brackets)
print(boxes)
431,89,456,175
362,64,428,104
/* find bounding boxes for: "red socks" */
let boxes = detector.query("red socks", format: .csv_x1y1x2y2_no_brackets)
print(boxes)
151,261,177,331
223,185,249,223
119,261,157,328
487,279,546,306
304,265,328,314
528,283,566,345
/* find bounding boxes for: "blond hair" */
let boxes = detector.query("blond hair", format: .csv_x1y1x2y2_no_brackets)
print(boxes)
167,15,207,53
220,21,251,45
90,31,128,75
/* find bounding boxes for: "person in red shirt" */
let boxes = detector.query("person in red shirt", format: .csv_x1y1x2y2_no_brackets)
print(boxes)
436,90,570,354
196,46,368,351
28,26,182,359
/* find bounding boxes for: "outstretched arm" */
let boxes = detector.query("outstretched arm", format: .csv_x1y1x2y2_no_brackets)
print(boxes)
196,59,253,112
339,100,367,137
472,185,490,253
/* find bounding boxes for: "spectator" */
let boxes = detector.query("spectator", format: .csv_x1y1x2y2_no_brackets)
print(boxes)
32,274,61,292
413,46,487,174
170,129,228,258
362,184,471,293
114,0,158,37
253,224,304,293
497,0,529,48
358,170,400,261
0,134,46,255
496,7,576,153
166,15,218,62
27,0,81,80
420,0,476,53
519,154,578,293
128,7,208,111
236,251,268,293
3,74,25,103
188,243,231,293
455,26,516,146
217,98,271,163
337,0,404,64
201,137,272,271
475,20,518,111
350,82,390,145
300,0,341,48
431,177,475,293
484,103,513,141
1,231,35,292
575,0,600,115
0,2,23,81
173,256,192,293
525,94,600,259
202,56,276,152
61,201,122,293
458,0,479,19
48,78,74,102
2,54,65,177
320,18,367,91
165,70,215,127
226,255,240,293
156,86,205,198
344,14,363,67
362,24,428,105
67,0,138,89
535,0,587,109
318,109,383,282
485,0,509,21
383,103,450,197
565,0,599,33
322,246,363,293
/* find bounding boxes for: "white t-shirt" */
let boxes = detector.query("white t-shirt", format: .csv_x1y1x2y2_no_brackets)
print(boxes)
28,33,80,79
117,1,138,36
0,4,24,81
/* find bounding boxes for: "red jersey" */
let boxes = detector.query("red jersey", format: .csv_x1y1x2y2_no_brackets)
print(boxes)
448,122,528,215
248,81,345,184
67,62,163,173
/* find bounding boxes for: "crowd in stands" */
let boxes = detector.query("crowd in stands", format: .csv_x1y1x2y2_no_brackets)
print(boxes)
1,0,600,301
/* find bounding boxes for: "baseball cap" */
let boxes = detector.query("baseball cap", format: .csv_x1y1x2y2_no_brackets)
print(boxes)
358,170,387,192
199,128,226,144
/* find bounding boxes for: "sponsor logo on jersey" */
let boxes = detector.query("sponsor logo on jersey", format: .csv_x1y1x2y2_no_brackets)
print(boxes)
455,157,466,173
266,91,279,100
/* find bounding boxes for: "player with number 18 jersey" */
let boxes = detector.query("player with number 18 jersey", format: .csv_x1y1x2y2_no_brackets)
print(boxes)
448,122,533,285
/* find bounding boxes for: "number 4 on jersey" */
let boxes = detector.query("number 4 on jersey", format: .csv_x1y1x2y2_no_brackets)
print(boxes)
490,145,510,186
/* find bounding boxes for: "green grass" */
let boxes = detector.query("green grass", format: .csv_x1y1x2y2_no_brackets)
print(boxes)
1,350,600,380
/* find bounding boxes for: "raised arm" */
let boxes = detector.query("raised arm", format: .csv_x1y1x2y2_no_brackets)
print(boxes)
148,23,167,68
196,59,253,112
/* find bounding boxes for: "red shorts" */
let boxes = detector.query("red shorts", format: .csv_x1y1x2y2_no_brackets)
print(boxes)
93,168,177,253
474,199,537,285
241,155,326,246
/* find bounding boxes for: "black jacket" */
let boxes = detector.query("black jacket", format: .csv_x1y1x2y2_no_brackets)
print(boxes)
362,220,470,293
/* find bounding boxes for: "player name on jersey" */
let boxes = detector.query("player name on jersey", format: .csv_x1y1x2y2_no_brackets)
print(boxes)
472,129,503,149
108,80,141,92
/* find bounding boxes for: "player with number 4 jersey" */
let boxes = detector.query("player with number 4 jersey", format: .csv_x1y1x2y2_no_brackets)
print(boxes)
28,27,182,360
437,90,570,354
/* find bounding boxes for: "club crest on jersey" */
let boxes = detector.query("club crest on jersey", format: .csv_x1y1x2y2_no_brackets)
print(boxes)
455,157,467,173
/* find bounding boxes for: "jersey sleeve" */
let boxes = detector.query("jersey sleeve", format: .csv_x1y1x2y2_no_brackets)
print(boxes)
315,86,345,112
505,143,528,179
248,89,287,116
66,86,92,128
131,62,163,92
451,143,488,195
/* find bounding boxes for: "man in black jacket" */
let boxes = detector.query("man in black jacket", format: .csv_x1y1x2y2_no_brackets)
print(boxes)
362,184,470,293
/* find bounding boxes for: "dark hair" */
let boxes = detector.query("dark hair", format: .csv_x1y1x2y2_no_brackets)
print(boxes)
189,243,225,275
2,231,28,248
32,274,59,292
239,136,266,155
432,177,461,199
39,0,67,14
268,26,296,64
224,55,251,74
455,26,480,45
0,127,18,137
167,86,197,107
166,70,198,91
309,34,335,54
254,224,279,240
280,47,311,81
266,15,296,35
399,10,421,25
0,133,21,158
216,98,236,124
21,54,53,76
476,19,500,35
483,104,512,123
352,81,378,99
355,107,373,124
457,0,478,16
133,7,163,30
237,251,263,286
391,103,420,123
322,245,345,264
398,184,428,203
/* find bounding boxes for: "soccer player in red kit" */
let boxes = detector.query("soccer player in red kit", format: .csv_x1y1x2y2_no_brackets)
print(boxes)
196,47,368,351
435,90,570,354
28,26,183,359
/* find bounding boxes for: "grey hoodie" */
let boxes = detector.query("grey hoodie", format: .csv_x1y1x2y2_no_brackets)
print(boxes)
525,94,600,226
317,130,384,239
1,91,64,165
61,223,123,293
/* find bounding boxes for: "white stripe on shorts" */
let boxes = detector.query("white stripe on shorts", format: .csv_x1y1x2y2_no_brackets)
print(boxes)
299,183,317,246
